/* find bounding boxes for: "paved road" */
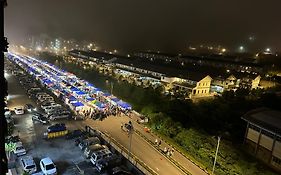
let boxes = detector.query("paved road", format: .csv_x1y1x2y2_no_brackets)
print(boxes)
83,117,184,175
130,115,208,175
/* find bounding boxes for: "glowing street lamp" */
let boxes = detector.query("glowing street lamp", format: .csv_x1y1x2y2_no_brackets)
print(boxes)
239,46,244,52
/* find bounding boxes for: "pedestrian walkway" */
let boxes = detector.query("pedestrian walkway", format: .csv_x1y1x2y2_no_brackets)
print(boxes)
129,113,209,175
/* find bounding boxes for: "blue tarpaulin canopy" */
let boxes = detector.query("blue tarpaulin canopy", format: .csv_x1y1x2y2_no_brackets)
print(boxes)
94,88,101,92
88,83,95,87
68,96,77,101
43,79,52,84
117,101,132,109
95,102,105,109
103,92,111,97
75,91,86,95
111,97,120,103
70,87,80,92
72,102,84,107
86,97,95,102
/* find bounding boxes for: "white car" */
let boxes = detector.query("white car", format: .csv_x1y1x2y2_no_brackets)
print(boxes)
14,107,25,115
40,157,57,175
20,156,37,174
13,142,26,156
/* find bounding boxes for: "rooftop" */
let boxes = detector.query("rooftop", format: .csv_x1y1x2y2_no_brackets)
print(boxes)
242,108,281,136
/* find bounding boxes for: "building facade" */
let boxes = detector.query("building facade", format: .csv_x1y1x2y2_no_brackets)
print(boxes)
242,108,281,173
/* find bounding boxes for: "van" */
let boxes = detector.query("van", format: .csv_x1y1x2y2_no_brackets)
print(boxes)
90,149,112,165
84,144,106,158
78,137,100,150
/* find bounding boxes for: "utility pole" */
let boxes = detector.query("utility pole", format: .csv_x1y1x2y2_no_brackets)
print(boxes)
0,0,9,174
212,136,221,175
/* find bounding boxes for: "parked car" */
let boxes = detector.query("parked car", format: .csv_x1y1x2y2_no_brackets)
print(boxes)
75,135,90,146
25,103,36,112
41,102,57,110
90,148,112,165
84,144,106,158
40,157,57,175
20,156,37,174
47,123,66,133
49,111,71,120
95,154,121,173
14,106,25,115
13,142,26,156
32,112,49,124
78,137,100,150
65,129,84,140
45,106,63,115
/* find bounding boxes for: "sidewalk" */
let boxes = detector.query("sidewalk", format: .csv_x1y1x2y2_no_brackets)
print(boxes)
129,113,209,175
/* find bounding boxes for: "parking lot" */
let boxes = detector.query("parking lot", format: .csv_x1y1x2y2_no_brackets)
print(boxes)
5,58,134,175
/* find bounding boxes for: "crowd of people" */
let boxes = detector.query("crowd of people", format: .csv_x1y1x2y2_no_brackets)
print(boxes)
79,104,132,121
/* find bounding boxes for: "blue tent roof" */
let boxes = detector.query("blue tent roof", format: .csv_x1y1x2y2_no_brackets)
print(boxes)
69,96,77,101
103,92,111,97
86,97,95,101
72,102,84,107
95,102,105,109
70,87,80,92
117,101,132,109
88,83,95,87
94,88,101,92
75,91,86,95
111,97,120,103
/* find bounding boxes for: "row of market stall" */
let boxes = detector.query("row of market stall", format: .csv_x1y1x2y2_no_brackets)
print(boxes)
6,53,132,115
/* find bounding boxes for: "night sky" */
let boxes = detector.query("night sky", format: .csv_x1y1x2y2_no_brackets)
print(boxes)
4,0,281,53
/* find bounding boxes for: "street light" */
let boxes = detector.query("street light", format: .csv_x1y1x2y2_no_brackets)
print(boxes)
239,46,244,52
212,136,221,175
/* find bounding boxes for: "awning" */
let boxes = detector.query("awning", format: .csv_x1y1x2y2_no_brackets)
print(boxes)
117,101,132,109
75,91,86,95
86,97,95,102
71,102,84,107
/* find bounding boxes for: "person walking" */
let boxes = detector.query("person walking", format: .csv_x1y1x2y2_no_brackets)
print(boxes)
158,140,162,147
155,139,158,145
163,147,167,154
